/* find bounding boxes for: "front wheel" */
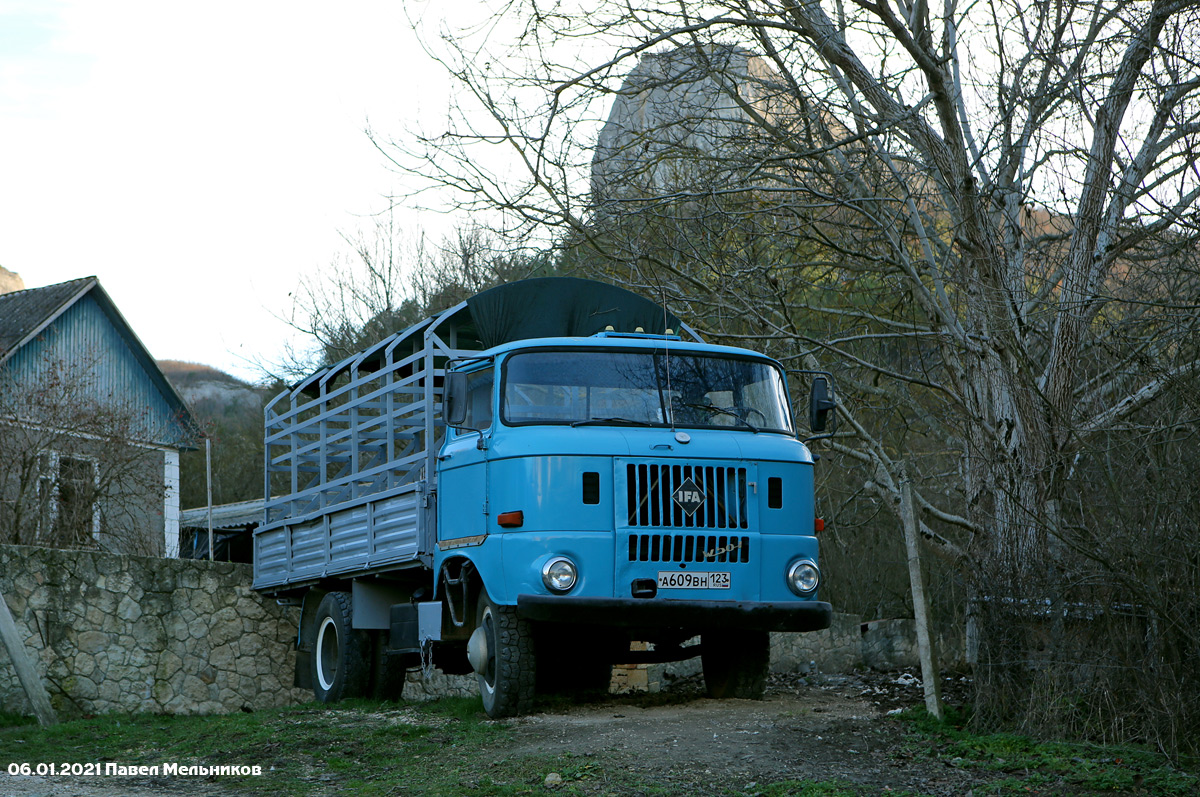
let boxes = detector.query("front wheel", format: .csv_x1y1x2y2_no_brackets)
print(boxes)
474,590,535,717
311,591,370,703
701,629,769,699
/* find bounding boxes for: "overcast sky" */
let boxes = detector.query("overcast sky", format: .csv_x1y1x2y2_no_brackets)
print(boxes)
0,0,458,382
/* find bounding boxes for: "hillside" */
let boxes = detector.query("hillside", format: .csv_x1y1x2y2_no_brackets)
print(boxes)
158,360,266,411
158,360,269,508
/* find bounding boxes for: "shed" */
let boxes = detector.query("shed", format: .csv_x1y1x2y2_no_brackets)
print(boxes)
179,499,262,563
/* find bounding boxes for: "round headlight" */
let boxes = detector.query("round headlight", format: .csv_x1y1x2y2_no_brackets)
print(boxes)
542,556,578,593
787,559,819,595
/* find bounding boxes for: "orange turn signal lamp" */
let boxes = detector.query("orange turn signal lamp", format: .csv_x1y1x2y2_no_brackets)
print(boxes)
497,510,524,528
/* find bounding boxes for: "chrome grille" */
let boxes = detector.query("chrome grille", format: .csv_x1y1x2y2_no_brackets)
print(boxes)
628,533,751,563
625,463,748,529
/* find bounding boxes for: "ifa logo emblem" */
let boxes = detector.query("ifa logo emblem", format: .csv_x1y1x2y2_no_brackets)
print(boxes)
672,478,705,515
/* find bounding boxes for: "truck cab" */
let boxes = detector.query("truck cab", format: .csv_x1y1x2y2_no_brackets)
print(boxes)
436,333,831,715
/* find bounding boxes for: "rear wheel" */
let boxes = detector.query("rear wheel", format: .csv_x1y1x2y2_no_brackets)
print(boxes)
474,590,535,717
701,629,769,699
311,591,370,702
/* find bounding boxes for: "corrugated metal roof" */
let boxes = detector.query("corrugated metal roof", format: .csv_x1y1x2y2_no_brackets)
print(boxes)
181,498,265,530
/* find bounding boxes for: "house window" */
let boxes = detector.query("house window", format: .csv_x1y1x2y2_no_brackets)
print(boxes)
38,452,100,546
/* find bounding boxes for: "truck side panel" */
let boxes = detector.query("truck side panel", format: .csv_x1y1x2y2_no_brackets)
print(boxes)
253,484,425,591
254,308,475,592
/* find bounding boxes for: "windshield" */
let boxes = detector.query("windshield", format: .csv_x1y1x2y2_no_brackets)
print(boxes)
502,349,793,433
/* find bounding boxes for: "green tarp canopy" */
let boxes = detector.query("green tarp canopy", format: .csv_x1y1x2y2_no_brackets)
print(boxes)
465,277,684,349
294,278,689,394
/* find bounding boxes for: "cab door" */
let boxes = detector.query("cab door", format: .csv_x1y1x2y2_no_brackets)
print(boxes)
437,366,494,545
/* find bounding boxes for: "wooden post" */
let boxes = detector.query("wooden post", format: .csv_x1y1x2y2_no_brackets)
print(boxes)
0,588,57,727
899,466,943,719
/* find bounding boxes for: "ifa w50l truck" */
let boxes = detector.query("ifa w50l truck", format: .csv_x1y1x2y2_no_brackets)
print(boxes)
253,278,835,717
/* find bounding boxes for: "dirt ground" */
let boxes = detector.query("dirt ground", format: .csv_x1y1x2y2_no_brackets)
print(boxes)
502,670,984,795
0,670,986,796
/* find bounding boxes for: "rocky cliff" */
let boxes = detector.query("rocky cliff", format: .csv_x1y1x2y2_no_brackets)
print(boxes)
0,265,25,295
591,46,790,204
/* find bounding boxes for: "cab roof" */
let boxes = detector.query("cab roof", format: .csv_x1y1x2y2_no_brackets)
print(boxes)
476,331,784,366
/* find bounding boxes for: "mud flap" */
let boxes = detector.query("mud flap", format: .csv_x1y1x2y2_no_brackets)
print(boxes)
294,648,313,690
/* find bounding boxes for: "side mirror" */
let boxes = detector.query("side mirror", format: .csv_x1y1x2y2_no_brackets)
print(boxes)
443,371,468,427
809,376,837,434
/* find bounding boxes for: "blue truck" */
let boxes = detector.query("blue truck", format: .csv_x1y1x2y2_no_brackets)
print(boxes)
253,278,834,717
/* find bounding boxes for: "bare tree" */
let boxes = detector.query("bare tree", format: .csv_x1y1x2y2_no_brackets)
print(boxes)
276,214,558,377
383,0,1200,750
277,212,429,376
0,350,183,556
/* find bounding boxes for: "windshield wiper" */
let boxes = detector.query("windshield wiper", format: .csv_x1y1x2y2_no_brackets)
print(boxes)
571,416,654,427
679,402,761,433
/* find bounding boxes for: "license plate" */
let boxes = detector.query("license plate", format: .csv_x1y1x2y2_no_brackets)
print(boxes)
657,570,730,589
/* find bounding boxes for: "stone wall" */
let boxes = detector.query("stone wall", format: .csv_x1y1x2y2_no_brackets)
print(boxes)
624,613,964,692
860,618,966,672
772,612,865,675
0,544,308,717
635,613,866,691
2,543,959,717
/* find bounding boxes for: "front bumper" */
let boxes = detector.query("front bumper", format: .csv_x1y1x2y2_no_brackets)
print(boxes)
517,594,832,632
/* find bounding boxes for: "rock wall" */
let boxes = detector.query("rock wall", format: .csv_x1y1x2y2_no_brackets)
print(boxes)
773,612,865,675
860,618,966,673
591,46,781,202
0,544,308,717
636,613,866,690
627,613,963,692
2,543,959,717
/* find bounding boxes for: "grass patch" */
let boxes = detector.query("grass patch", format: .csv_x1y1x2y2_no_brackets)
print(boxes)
0,698,516,795
10,694,1195,796
0,698,695,796
0,710,37,728
896,707,1200,795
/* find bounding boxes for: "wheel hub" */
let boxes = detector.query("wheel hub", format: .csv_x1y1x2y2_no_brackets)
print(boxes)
467,623,490,676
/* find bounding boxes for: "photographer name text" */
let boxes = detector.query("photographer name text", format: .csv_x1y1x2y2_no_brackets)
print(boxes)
8,763,263,777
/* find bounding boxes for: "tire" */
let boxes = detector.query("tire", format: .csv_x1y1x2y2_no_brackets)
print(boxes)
368,630,407,701
701,629,769,700
311,591,371,703
475,590,535,717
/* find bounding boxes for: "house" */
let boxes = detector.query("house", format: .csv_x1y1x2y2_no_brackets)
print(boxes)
0,276,197,557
